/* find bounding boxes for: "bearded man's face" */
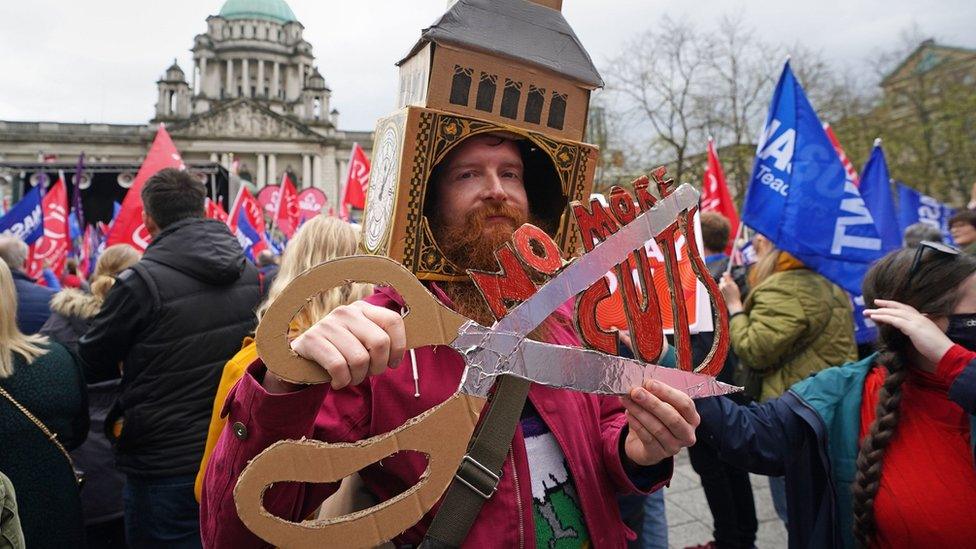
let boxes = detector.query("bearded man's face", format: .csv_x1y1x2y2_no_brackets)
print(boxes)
429,135,531,272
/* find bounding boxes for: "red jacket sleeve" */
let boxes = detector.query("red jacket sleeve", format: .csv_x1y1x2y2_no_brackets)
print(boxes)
200,361,333,548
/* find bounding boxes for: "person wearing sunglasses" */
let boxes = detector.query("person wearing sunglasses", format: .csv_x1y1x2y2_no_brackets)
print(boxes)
696,242,976,548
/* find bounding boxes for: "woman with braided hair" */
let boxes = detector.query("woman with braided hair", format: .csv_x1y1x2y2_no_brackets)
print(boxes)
695,242,976,548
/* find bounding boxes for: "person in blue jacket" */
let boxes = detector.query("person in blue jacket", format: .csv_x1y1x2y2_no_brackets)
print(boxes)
697,243,976,548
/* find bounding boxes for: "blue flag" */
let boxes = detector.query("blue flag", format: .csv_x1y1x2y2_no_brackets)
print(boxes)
850,294,878,345
236,209,262,261
896,183,955,244
68,211,83,241
858,141,901,252
0,186,45,244
264,230,283,256
742,61,883,295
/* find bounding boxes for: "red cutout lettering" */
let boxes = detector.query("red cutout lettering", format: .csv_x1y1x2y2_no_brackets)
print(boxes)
468,244,538,320
618,248,664,363
512,224,562,275
575,276,617,354
571,199,619,252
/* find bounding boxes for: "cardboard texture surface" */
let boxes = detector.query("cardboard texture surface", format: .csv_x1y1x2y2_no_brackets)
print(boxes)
234,392,485,548
425,44,591,142
402,0,603,89
255,255,468,385
358,106,597,281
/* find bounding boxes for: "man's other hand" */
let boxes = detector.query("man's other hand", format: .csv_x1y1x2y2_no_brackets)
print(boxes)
621,380,700,466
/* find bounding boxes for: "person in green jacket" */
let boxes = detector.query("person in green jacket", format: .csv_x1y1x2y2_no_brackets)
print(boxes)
718,233,858,524
718,233,858,402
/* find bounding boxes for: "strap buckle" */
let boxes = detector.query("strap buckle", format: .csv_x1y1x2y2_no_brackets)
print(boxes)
454,454,500,500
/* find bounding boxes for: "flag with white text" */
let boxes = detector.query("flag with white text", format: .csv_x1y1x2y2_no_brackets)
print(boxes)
742,61,883,295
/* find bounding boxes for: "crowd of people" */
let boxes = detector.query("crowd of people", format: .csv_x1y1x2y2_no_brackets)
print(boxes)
0,150,974,549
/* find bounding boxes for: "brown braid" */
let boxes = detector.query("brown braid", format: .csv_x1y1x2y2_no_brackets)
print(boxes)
851,351,909,547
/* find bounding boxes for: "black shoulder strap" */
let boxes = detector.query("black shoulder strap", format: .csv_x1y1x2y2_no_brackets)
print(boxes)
420,375,531,548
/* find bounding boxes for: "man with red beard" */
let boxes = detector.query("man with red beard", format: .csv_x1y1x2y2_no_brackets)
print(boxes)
200,134,699,547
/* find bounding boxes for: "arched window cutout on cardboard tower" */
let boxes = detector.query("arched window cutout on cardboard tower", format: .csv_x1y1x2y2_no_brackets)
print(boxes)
450,65,473,106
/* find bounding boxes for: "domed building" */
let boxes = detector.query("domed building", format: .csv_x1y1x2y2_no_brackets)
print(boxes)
0,0,370,220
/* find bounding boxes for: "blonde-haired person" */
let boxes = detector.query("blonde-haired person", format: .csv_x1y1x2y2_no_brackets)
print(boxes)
0,260,88,547
36,244,140,547
195,215,372,500
40,244,141,352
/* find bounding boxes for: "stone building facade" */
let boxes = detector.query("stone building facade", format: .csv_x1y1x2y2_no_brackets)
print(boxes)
0,0,372,211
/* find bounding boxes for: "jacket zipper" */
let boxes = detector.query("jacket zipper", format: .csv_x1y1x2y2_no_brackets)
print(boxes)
510,447,525,549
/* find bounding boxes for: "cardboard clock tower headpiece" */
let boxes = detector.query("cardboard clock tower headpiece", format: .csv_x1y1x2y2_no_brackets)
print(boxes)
360,0,603,281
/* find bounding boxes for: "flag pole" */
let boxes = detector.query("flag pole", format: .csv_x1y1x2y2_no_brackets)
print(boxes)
726,222,746,273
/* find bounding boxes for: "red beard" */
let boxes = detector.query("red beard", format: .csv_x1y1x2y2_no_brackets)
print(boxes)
435,202,527,272
433,203,563,340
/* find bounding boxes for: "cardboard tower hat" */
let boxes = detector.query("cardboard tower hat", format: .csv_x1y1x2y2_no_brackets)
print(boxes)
359,0,603,281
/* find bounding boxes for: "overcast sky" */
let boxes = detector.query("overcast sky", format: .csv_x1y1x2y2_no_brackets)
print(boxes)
0,0,973,132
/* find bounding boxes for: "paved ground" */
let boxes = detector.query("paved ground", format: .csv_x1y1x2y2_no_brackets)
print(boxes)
664,449,788,549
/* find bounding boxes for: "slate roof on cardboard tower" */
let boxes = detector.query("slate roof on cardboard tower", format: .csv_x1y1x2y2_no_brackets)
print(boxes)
399,0,604,89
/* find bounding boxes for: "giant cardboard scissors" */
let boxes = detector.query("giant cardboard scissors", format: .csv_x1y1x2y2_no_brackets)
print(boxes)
234,182,737,547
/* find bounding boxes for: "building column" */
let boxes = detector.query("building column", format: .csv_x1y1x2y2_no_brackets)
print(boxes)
302,154,312,188
242,58,250,97
272,62,280,100
226,59,234,97
312,155,323,190
256,59,265,96
200,57,208,95
267,154,277,184
257,154,266,187
191,58,198,94
322,146,338,205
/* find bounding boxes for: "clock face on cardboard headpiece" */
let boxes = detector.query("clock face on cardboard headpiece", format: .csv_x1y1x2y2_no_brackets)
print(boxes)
359,107,598,281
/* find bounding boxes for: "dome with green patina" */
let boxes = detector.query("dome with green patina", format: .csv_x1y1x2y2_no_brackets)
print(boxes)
218,0,297,23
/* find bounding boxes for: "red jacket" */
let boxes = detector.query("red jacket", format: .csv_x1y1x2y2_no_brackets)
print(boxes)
200,286,671,547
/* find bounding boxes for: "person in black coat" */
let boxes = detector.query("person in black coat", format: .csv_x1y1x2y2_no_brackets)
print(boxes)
78,169,261,548
0,260,89,548
40,243,141,549
0,236,55,334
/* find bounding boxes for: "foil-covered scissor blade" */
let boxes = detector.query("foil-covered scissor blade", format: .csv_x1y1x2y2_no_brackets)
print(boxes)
453,326,740,400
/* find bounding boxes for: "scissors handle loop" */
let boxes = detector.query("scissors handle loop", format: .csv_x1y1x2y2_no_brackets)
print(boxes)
256,255,468,385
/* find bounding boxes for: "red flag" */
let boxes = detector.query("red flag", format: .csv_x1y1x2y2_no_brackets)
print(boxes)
206,197,229,224
340,143,370,220
823,123,860,187
106,124,185,252
273,174,300,238
26,176,71,280
700,138,739,254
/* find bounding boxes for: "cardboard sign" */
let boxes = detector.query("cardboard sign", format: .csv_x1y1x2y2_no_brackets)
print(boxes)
593,211,713,336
